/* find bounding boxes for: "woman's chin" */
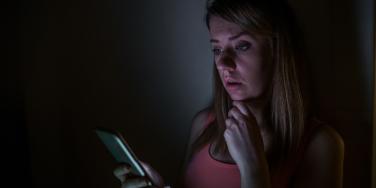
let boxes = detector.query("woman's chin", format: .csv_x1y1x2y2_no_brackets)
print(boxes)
229,94,248,101
229,93,261,101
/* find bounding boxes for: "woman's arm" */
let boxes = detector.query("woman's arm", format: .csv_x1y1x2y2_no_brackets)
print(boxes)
292,125,345,188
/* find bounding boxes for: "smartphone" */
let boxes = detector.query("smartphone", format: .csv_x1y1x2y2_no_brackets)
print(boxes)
95,128,148,178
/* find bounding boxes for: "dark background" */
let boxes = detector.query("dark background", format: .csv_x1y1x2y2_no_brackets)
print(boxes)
4,0,375,187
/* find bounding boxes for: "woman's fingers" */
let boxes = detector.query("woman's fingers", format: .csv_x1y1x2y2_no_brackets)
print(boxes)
225,117,237,129
113,164,131,182
121,177,152,188
140,161,164,187
228,107,247,126
232,101,250,116
113,162,164,188
229,101,258,128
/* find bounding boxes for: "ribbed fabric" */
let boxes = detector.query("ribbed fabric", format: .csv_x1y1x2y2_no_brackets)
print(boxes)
183,111,320,188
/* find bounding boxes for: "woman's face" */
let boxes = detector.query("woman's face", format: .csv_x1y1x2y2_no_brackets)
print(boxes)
209,16,273,101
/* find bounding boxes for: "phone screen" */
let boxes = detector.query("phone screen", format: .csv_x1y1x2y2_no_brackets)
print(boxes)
95,128,146,177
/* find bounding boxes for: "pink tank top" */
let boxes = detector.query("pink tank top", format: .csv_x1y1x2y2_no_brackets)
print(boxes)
183,112,320,188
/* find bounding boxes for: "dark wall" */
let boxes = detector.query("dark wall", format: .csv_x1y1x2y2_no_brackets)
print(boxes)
290,0,374,187
11,0,374,188
4,0,33,187
20,0,212,187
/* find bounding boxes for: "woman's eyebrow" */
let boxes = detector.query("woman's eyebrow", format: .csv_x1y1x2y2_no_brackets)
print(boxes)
210,31,248,43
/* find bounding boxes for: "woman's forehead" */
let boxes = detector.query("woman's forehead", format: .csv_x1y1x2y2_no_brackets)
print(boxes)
209,16,260,44
209,16,243,36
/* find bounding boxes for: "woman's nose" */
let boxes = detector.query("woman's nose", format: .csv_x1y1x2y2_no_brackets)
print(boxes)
216,50,236,71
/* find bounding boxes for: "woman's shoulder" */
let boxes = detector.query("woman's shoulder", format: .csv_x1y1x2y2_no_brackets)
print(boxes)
305,118,344,151
189,108,214,141
193,107,215,124
292,118,345,187
298,118,345,169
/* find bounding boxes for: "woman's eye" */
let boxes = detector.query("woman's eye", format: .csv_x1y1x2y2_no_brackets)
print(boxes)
235,42,251,51
212,48,222,56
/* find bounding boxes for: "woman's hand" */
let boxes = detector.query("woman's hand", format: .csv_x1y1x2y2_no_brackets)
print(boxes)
224,101,271,187
113,161,166,188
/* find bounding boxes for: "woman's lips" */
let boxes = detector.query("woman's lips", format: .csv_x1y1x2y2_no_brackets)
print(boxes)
225,82,242,90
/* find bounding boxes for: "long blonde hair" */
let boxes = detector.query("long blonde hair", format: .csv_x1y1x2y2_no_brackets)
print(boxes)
191,0,312,163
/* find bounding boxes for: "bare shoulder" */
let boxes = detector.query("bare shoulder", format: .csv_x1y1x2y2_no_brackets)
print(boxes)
181,108,213,168
189,108,213,142
293,121,345,188
307,123,345,159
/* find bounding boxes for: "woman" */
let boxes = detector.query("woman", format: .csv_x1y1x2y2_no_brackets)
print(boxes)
113,0,345,187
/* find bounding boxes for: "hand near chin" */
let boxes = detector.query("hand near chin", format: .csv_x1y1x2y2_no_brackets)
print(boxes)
223,100,268,173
